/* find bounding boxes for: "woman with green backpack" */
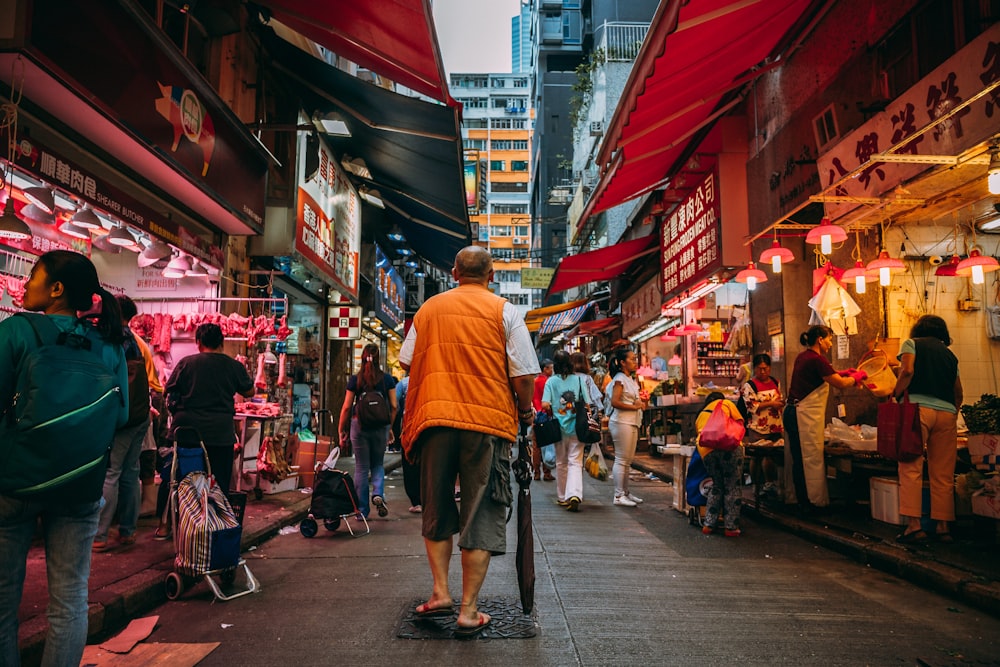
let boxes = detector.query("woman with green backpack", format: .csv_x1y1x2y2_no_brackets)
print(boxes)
0,250,128,667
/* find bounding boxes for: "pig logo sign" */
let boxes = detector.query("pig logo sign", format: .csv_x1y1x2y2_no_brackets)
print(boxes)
154,82,217,177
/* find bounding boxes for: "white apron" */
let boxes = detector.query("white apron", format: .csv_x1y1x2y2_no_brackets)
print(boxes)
794,383,830,506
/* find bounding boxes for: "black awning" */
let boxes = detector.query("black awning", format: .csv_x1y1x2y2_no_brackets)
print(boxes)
261,30,470,270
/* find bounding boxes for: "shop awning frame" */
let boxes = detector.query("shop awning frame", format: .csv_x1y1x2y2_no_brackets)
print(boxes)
259,30,470,270
546,235,659,296
538,301,598,336
251,0,455,106
576,0,823,233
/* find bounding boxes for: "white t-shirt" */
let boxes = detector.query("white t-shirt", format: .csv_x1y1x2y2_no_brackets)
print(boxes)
607,371,642,427
399,301,539,378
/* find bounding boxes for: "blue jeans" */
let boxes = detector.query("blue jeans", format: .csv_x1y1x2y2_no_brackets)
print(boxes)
96,419,149,541
351,419,388,517
0,495,101,667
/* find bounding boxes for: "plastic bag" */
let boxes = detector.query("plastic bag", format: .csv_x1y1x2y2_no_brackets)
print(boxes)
584,441,608,481
699,402,745,451
541,444,556,469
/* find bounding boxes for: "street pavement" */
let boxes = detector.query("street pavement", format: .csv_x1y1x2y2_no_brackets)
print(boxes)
15,448,1000,665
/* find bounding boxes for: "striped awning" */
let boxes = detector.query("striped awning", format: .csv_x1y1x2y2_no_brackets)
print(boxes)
538,301,597,336
524,298,590,334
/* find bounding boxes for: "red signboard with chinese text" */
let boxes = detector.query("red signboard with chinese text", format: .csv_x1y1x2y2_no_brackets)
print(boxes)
660,170,723,303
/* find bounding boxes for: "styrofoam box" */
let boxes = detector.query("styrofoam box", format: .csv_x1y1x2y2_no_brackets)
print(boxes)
869,476,904,525
972,493,1000,519
258,474,299,495
967,433,1000,457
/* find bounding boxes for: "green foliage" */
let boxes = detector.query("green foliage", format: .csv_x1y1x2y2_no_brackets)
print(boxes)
568,49,607,130
960,394,1000,434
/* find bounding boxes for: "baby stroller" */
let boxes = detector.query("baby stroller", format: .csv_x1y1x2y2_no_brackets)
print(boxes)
163,427,261,601
300,446,369,538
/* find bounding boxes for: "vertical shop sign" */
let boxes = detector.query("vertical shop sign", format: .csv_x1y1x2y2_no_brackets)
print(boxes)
660,170,722,302
296,131,361,298
817,22,1000,219
621,278,662,336
374,246,405,329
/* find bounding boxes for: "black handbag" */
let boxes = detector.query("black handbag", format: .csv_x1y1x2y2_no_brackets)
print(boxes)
575,378,602,444
533,411,562,446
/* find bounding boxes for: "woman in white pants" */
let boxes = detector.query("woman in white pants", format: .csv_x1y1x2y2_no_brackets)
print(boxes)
606,348,648,506
542,350,588,512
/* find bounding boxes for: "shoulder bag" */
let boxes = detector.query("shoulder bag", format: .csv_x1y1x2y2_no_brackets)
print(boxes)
876,392,923,462
533,410,562,447
575,378,602,444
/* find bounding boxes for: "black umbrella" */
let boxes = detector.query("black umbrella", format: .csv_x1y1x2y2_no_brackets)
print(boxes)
513,422,535,615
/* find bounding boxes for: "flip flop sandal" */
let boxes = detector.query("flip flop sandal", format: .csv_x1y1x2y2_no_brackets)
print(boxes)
414,603,454,618
454,612,491,639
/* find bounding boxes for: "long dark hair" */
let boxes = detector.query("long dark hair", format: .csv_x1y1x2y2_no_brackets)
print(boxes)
358,342,384,390
36,250,123,344
552,349,573,378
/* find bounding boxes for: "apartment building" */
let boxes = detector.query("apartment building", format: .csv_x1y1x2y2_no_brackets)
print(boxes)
450,72,535,314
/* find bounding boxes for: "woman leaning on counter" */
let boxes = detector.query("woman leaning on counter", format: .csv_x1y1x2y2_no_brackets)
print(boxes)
783,325,868,513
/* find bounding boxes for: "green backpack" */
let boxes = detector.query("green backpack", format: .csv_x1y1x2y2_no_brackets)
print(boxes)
0,313,122,496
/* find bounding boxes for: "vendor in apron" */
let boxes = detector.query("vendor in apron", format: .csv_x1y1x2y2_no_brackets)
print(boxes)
783,325,866,512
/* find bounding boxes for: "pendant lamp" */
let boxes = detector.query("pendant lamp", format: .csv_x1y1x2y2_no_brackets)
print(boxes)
107,224,135,246
0,197,32,240
22,186,54,214
805,218,847,255
186,260,209,277
759,239,794,273
866,250,905,286
956,248,1000,285
70,206,103,230
934,254,962,277
59,220,90,239
734,261,767,290
842,261,875,293
162,254,191,278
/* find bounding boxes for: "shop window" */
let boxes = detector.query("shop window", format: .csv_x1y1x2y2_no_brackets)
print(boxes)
812,105,839,153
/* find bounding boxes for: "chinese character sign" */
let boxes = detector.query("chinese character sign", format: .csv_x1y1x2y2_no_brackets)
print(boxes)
660,171,722,302
374,245,405,328
296,130,360,297
817,22,1000,219
621,278,662,336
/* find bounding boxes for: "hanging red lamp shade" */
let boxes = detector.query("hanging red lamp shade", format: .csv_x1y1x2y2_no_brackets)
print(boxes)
805,218,848,255
956,248,1000,285
759,239,794,273
659,334,677,342
842,260,875,293
866,250,905,286
682,321,703,333
934,254,962,277
734,261,767,290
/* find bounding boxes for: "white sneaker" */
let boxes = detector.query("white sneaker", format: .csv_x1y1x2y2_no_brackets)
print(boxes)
613,495,637,507
626,493,644,504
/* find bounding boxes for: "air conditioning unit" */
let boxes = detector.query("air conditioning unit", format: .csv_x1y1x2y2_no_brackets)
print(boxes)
589,121,603,137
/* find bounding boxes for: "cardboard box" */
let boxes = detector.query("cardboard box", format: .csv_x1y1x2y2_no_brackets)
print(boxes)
973,454,1000,472
870,476,904,525
967,433,1000,457
971,493,1000,519
672,453,690,513
295,436,334,488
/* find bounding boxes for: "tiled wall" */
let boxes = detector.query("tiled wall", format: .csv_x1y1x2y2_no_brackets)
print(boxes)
884,227,1000,406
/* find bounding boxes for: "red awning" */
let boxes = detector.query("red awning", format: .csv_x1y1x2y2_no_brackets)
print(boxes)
577,317,621,336
547,236,658,295
578,0,817,230
254,0,455,106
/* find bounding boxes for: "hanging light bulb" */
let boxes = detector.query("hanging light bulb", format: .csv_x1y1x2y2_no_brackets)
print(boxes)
263,342,278,364
59,219,90,239
734,261,767,291
22,186,54,214
988,146,1000,195
162,253,192,278
759,239,794,273
934,254,962,277
70,206,103,230
866,250,905,286
185,260,209,277
107,224,135,246
842,261,872,293
0,197,32,240
956,248,1000,285
805,217,848,255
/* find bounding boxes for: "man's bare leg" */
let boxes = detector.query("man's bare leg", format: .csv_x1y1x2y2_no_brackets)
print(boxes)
420,537,454,611
457,547,491,627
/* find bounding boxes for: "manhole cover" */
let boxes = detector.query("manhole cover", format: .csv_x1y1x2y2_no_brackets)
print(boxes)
395,596,538,640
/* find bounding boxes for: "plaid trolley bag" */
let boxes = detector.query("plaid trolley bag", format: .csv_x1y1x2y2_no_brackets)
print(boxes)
300,446,370,538
164,432,261,601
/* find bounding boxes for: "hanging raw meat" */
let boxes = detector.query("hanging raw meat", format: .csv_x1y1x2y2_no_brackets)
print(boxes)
159,314,173,353
5,277,25,306
131,313,155,339
254,353,266,389
276,315,293,341
151,313,162,348
276,353,287,387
